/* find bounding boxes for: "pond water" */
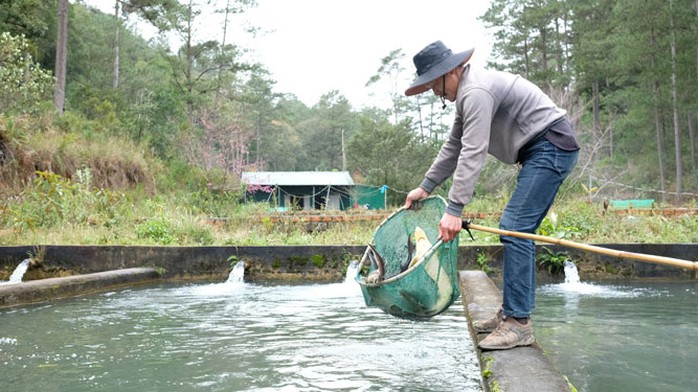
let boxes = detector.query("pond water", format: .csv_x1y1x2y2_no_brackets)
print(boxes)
536,275,698,392
0,264,483,392
4,259,694,392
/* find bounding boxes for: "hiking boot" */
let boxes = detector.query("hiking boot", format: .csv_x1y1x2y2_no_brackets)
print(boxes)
478,317,535,350
472,308,503,333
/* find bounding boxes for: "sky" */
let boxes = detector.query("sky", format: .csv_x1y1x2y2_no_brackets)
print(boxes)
85,0,493,109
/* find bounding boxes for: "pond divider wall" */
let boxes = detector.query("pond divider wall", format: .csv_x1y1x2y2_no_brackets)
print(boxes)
459,270,575,392
0,268,160,307
1,243,696,283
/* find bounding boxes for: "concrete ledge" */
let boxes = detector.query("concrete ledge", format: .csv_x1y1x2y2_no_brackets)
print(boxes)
0,267,162,308
459,270,574,392
2,243,696,283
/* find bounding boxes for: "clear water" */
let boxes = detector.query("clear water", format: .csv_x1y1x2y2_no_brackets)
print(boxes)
537,266,698,392
0,266,482,392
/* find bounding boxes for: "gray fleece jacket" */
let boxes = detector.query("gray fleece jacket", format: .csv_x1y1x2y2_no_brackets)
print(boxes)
419,65,566,217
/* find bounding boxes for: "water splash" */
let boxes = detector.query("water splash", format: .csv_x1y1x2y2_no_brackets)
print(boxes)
186,260,361,298
226,261,245,284
539,259,646,298
563,259,580,284
178,261,246,296
344,260,361,283
1,259,31,285
0,337,18,345
295,260,363,300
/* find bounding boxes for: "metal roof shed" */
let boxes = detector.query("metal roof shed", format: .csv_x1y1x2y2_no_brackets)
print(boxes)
241,171,355,211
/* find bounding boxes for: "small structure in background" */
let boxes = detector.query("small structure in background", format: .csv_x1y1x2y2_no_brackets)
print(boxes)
241,171,385,211
609,199,656,209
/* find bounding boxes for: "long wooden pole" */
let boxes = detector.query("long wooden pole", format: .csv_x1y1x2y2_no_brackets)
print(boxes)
463,221,698,271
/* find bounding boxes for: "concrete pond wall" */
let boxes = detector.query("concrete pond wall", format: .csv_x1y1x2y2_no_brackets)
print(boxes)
1,243,696,284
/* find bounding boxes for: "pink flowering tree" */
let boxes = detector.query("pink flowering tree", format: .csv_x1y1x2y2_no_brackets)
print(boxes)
181,110,262,190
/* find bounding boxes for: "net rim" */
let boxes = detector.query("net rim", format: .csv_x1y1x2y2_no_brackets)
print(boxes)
370,196,443,234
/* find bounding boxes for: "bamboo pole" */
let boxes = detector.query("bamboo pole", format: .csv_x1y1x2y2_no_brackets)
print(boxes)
463,221,698,271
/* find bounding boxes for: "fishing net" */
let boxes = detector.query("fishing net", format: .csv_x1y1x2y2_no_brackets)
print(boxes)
356,196,461,320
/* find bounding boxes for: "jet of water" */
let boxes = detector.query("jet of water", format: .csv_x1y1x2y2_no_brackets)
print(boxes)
345,260,361,283
2,259,31,284
563,259,581,284
547,259,641,298
226,261,245,284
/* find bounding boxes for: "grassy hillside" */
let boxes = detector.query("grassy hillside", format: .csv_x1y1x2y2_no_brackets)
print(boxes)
2,112,697,248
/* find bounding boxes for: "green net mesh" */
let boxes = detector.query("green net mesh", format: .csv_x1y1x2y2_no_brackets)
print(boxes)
356,196,461,320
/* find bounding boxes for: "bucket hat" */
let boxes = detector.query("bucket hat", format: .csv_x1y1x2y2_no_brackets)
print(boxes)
405,41,474,96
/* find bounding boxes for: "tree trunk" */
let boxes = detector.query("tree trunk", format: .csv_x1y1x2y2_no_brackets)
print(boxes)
652,82,666,204
669,0,682,204
650,86,667,202
54,0,69,115
648,27,667,203
112,1,120,90
341,129,347,171
185,0,194,116
592,80,600,134
606,77,613,156
540,26,548,86
523,39,530,79
215,0,231,108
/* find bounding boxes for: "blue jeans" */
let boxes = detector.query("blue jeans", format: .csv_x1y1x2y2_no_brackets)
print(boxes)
499,139,578,318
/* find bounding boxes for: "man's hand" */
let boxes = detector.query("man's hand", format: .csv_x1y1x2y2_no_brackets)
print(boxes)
404,187,430,210
439,213,462,242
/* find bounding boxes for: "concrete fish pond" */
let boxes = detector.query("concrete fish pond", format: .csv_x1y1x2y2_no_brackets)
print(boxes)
1,244,697,392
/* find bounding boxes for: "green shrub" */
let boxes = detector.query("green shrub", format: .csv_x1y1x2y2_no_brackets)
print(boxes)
476,251,498,274
537,211,584,239
537,247,569,275
135,219,175,244
176,223,214,245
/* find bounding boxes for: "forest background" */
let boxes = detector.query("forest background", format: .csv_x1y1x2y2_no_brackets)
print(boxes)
0,0,697,247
